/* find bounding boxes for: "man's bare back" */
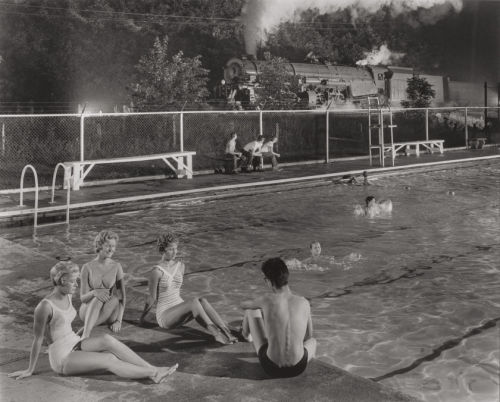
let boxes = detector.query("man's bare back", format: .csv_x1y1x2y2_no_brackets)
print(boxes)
260,292,310,366
241,258,316,378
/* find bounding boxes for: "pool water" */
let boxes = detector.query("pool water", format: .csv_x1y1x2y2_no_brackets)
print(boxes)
2,160,499,402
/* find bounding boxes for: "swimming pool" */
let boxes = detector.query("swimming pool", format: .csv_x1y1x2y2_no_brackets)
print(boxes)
2,159,499,402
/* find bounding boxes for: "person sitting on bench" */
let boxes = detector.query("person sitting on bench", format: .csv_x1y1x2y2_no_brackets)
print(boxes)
261,136,281,170
224,132,242,174
240,258,316,378
241,135,265,172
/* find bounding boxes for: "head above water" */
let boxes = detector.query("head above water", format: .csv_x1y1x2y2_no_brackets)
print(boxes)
309,241,322,257
50,260,80,286
157,232,178,253
261,257,289,289
365,196,376,206
94,230,119,253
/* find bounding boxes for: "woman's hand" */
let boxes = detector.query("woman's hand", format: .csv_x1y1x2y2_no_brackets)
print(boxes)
8,369,33,380
93,289,111,302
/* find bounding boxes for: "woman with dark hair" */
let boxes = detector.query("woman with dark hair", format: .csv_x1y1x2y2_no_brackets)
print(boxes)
140,232,237,344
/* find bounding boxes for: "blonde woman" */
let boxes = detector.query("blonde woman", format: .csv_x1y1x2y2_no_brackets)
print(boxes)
140,232,237,344
9,261,177,382
79,230,125,339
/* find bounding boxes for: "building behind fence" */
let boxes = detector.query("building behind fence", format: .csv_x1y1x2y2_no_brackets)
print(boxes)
1,107,499,191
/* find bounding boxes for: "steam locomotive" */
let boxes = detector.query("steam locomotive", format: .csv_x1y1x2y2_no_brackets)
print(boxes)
222,56,490,109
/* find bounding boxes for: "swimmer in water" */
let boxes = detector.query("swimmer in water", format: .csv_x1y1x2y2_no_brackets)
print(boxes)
354,196,393,218
285,241,334,271
336,171,370,186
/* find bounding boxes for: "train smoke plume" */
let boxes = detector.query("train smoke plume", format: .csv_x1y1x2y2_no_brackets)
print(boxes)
241,0,463,56
356,44,405,66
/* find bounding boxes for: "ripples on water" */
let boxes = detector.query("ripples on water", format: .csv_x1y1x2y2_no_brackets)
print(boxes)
2,161,500,402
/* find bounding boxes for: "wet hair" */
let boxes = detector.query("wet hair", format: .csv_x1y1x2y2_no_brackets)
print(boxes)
230,132,237,138
50,260,79,286
261,258,289,289
257,135,264,141
310,241,321,248
157,232,178,253
365,196,375,206
94,230,119,253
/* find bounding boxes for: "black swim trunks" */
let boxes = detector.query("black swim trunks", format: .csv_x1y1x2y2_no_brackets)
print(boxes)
258,343,308,378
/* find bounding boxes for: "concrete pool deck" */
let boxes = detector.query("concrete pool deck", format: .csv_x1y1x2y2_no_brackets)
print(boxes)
0,147,499,228
0,237,419,402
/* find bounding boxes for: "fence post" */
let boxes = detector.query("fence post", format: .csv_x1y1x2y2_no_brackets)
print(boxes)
1,122,5,157
80,114,85,161
464,107,468,148
259,111,263,137
180,112,184,152
425,108,429,141
325,110,329,163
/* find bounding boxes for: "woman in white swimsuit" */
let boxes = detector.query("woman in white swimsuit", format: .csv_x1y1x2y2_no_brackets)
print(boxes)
9,261,177,382
140,232,237,344
79,230,125,339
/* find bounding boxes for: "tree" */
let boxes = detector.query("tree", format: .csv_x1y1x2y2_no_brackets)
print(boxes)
401,76,436,108
129,36,210,111
255,52,299,110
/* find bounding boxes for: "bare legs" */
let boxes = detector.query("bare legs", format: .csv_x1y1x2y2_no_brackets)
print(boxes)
158,297,236,344
63,334,177,382
79,296,121,338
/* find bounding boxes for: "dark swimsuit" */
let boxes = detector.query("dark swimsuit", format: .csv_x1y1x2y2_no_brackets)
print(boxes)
258,343,308,378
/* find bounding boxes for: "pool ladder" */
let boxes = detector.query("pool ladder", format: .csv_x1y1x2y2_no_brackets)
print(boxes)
19,164,71,228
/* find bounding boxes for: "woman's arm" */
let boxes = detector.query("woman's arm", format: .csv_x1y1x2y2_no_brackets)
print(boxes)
139,268,162,324
115,263,126,322
8,301,50,379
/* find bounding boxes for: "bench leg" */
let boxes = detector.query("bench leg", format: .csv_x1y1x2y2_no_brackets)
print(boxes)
72,163,82,191
186,156,193,179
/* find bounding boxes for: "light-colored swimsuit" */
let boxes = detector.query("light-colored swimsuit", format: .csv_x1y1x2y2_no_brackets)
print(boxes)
155,262,184,328
45,296,81,374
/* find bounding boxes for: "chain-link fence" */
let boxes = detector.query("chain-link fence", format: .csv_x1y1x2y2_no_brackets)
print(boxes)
1,107,499,191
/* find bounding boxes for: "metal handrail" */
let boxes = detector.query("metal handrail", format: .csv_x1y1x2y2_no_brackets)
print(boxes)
19,164,39,227
49,163,71,224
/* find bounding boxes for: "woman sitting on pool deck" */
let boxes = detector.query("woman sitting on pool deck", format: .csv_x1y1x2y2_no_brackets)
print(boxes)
139,232,237,344
79,230,125,339
9,261,177,382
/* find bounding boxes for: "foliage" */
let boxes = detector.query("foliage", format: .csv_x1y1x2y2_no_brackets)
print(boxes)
129,36,210,111
401,76,436,108
255,53,300,110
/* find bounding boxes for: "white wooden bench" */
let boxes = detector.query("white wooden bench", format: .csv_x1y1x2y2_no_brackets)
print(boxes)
63,151,196,190
379,140,444,165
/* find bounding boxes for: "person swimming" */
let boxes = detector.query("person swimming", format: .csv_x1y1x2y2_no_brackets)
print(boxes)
354,196,393,218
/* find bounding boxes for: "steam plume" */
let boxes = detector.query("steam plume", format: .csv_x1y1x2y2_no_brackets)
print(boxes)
241,0,463,55
356,44,405,66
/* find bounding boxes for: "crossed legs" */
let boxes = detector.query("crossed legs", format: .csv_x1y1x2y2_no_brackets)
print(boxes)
79,296,121,338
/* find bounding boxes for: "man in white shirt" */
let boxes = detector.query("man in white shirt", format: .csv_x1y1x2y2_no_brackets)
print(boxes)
242,135,264,172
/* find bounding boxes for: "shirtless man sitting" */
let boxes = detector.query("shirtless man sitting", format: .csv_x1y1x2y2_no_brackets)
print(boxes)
240,257,316,378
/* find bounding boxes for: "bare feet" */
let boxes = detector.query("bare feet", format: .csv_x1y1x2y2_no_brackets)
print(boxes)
151,364,178,384
207,324,232,345
109,320,122,333
222,327,238,343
